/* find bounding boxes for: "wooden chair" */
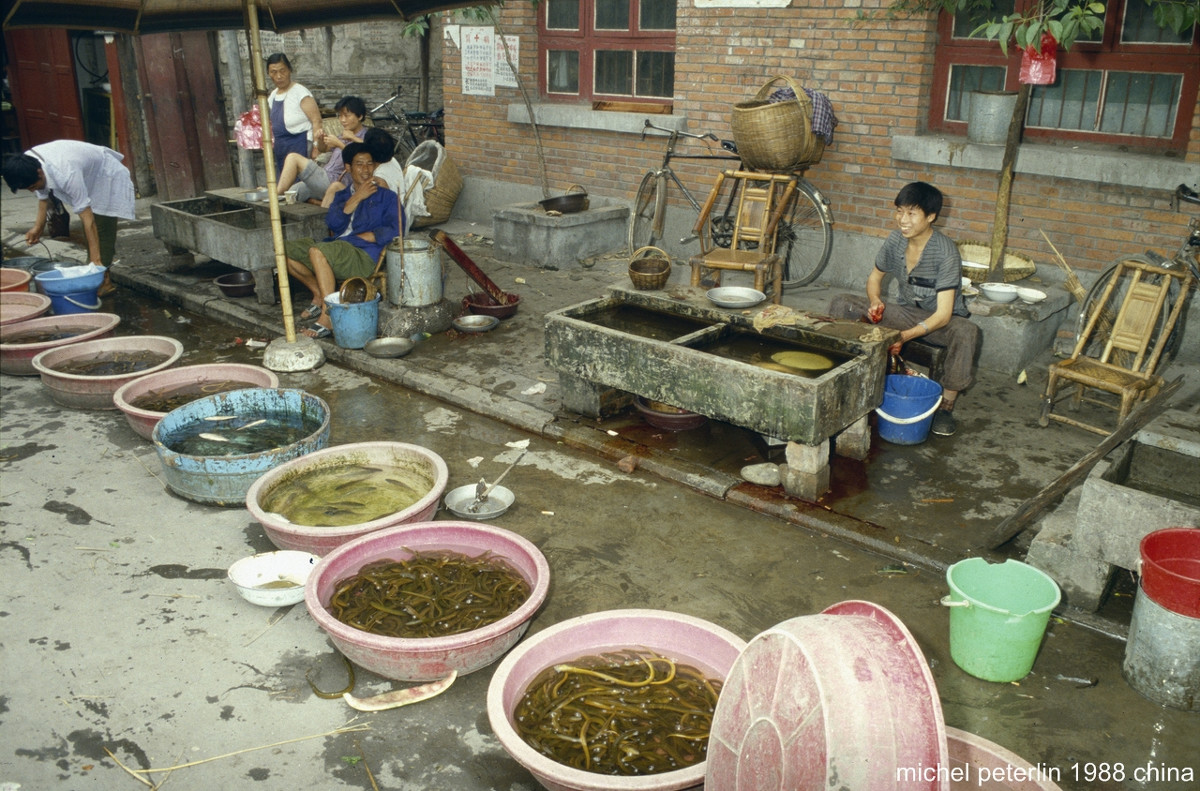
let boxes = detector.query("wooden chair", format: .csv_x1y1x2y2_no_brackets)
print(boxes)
689,170,798,304
1040,258,1195,435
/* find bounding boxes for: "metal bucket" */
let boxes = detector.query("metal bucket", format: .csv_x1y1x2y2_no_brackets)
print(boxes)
1123,585,1200,710
386,238,443,307
967,91,1019,145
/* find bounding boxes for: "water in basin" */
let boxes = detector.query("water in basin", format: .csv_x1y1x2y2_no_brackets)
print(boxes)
578,304,714,341
695,331,854,378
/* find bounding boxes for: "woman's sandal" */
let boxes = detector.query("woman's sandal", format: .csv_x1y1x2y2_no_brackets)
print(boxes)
299,303,322,320
303,323,332,339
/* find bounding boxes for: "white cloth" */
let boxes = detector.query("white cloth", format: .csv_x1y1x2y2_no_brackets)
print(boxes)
268,83,315,138
372,158,426,233
28,140,135,219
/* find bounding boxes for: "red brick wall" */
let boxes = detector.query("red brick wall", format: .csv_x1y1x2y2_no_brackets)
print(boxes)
442,4,1199,276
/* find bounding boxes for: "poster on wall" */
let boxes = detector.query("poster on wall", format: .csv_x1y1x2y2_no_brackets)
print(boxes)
461,26,495,96
495,34,519,89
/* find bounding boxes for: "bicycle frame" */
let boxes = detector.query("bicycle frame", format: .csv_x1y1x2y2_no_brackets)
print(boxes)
642,120,740,215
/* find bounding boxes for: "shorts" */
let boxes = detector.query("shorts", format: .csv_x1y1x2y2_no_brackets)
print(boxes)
294,159,332,203
284,238,375,280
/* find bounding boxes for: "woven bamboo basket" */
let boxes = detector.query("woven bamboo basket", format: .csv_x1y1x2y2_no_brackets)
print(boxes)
412,155,463,229
731,75,823,172
957,241,1036,283
628,246,672,290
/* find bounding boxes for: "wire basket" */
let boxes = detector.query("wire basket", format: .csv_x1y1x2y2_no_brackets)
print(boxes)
957,241,1036,283
628,246,672,290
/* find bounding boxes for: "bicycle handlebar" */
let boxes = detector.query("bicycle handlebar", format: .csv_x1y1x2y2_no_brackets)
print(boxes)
641,118,718,142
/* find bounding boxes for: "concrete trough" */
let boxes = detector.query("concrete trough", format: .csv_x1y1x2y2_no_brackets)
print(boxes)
150,191,329,305
544,285,888,446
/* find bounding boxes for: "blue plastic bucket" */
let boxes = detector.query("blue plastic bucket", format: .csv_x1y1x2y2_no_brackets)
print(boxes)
35,268,104,314
324,292,380,349
876,374,943,445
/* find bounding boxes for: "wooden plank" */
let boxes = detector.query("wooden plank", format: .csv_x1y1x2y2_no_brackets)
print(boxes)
985,376,1183,549
592,101,672,114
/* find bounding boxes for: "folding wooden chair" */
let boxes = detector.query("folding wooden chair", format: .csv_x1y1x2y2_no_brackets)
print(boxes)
689,170,797,304
1039,258,1195,435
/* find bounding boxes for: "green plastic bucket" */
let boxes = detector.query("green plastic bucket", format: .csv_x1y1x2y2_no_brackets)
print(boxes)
942,558,1061,682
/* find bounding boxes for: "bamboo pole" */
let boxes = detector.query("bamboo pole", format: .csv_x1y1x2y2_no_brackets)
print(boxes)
987,84,1031,282
245,0,297,343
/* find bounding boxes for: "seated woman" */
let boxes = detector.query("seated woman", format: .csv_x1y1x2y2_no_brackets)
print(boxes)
283,142,399,337
275,96,367,205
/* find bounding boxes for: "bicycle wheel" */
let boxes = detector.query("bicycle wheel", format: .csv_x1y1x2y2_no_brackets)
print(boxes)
629,171,666,255
778,180,833,288
393,130,417,164
1075,254,1179,360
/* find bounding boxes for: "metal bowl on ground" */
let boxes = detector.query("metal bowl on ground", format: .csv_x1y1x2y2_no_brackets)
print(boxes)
152,388,330,507
444,483,515,520
487,609,747,791
246,441,449,556
706,286,766,309
453,314,500,334
363,337,415,358
113,363,280,440
634,396,708,431
0,312,121,376
979,282,1018,303
0,292,52,326
214,271,256,298
1,268,33,292
463,291,520,319
31,335,183,409
305,520,551,681
228,550,318,607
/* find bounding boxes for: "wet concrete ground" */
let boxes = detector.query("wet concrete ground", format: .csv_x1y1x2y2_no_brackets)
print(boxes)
3,192,1199,789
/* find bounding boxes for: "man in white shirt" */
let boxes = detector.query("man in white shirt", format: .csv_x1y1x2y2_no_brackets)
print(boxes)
3,140,137,295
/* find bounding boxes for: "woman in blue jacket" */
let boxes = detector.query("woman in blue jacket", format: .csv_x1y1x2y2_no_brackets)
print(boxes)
284,142,399,338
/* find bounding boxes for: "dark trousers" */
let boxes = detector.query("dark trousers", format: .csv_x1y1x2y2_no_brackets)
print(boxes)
829,293,979,392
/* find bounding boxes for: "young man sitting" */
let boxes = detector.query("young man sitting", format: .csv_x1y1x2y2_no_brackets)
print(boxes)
283,142,399,338
829,181,979,437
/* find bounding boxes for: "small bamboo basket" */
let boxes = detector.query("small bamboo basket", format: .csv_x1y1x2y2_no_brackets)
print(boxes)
628,246,672,290
957,241,1036,283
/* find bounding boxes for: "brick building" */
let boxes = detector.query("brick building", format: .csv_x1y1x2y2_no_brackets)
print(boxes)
437,1,1200,288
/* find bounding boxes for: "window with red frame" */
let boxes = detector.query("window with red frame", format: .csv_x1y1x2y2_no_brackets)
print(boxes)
929,0,1198,150
538,0,676,104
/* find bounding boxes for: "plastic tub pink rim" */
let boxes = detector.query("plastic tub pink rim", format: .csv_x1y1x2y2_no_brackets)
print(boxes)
945,727,1064,790
706,600,948,791
247,442,450,556
113,363,280,439
31,336,184,410
0,292,52,326
305,520,550,682
0,267,33,292
487,608,748,791
0,312,121,376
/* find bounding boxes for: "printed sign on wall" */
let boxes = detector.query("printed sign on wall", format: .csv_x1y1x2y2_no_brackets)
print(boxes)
461,26,495,96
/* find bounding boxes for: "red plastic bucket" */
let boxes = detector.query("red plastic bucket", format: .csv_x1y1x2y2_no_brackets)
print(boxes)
1139,527,1200,618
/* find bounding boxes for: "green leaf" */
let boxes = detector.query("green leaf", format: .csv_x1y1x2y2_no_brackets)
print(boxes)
1047,19,1064,41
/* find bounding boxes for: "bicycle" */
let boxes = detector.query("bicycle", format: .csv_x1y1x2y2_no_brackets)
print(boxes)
629,119,835,288
1072,184,1200,358
369,88,445,162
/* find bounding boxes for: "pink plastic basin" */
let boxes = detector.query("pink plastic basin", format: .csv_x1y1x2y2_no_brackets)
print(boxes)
305,520,549,682
706,600,948,791
247,442,449,556
0,292,52,326
0,312,121,376
113,363,280,439
488,609,748,791
31,336,184,409
946,727,1064,790
0,268,33,292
